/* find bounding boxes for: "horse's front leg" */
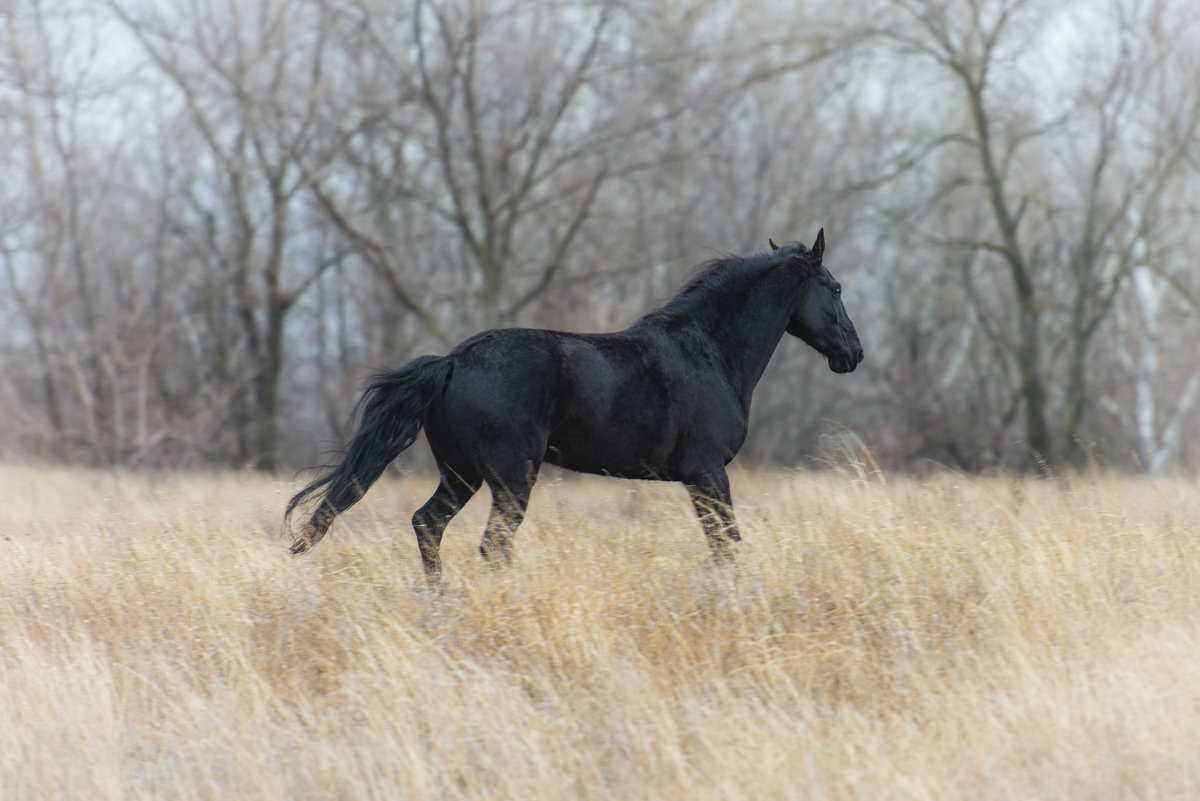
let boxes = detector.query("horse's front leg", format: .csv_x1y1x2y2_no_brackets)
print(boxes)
685,470,741,561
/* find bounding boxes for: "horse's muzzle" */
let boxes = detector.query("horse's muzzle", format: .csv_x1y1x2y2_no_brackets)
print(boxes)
830,347,865,374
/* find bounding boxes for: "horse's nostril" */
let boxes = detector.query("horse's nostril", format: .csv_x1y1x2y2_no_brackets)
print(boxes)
857,349,865,363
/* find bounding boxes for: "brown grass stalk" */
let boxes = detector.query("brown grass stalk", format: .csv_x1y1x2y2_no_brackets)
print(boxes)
3,465,1200,799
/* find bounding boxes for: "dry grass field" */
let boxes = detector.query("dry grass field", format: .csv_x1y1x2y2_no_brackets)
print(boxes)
3,462,1200,800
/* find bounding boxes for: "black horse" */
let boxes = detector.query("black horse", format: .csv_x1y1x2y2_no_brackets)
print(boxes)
286,230,863,579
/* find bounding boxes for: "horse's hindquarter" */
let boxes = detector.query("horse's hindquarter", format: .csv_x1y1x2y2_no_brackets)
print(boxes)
434,330,563,467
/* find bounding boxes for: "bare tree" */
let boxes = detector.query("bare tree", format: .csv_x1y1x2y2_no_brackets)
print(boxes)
840,0,1200,469
300,0,619,337
0,0,155,463
303,0,830,339
2,0,1197,472
1124,267,1199,471
109,0,335,469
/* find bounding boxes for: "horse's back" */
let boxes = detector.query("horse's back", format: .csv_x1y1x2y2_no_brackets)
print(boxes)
439,326,633,430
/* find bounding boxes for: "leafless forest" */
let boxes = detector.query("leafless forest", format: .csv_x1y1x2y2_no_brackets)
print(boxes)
1,0,1197,473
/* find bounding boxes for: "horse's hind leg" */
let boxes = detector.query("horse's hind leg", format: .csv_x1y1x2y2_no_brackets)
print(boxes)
685,470,741,562
412,467,481,581
479,461,540,566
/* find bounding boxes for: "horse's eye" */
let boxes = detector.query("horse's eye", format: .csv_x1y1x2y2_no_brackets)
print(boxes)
833,284,842,297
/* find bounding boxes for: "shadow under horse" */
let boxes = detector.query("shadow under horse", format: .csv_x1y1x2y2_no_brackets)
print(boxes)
286,229,864,580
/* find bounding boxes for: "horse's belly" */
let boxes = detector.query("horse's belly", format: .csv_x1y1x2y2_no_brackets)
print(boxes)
544,427,676,481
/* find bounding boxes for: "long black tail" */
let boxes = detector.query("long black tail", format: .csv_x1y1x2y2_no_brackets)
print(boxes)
285,355,453,554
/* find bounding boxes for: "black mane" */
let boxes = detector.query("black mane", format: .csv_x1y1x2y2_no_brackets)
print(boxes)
638,242,811,325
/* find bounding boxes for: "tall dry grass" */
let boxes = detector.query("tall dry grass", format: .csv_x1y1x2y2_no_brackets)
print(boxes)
3,463,1200,799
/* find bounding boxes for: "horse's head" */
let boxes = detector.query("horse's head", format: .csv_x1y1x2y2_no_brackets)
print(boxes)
774,229,864,374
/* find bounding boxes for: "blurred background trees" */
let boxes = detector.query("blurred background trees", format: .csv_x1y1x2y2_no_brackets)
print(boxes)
0,0,1197,473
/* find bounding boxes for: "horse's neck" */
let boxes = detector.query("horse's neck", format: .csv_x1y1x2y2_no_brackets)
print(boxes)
697,275,795,408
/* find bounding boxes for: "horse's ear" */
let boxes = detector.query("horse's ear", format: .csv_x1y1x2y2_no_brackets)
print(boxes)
769,238,779,251
812,228,825,261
